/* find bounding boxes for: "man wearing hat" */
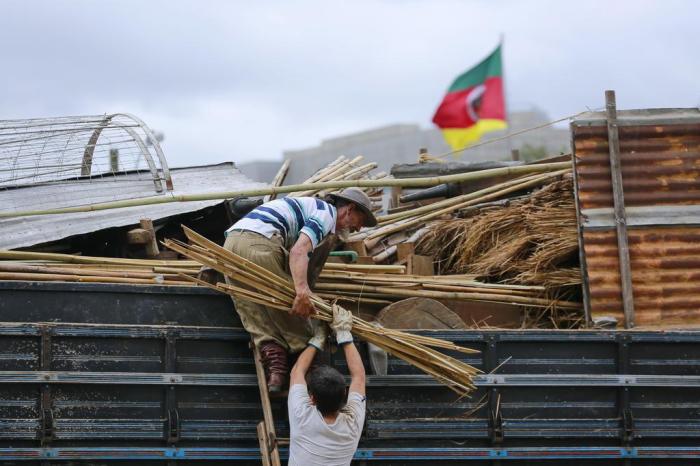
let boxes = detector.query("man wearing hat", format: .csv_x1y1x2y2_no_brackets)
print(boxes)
223,188,377,392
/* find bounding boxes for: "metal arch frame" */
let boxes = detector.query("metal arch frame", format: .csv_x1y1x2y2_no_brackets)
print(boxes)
80,113,173,193
115,113,173,191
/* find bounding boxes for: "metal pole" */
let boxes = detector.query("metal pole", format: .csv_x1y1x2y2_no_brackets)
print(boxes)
604,90,635,328
500,34,514,158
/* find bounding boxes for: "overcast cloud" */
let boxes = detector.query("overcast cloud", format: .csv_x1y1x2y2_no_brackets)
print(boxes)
1,0,698,167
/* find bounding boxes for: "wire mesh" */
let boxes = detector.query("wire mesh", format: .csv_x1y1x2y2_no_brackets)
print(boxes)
0,114,172,192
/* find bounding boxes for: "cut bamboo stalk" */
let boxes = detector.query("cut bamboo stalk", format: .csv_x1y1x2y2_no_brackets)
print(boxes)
0,271,190,285
0,250,199,267
263,159,291,203
315,293,392,305
372,245,397,263
312,156,347,177
312,282,580,309
151,266,200,274
1,162,573,218
377,171,553,224
290,156,365,196
299,156,346,185
0,263,166,280
322,263,406,274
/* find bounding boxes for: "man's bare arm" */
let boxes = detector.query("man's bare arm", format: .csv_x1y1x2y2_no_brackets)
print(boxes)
290,345,317,386
289,233,315,318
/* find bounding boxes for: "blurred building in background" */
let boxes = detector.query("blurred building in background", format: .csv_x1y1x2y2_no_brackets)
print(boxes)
239,108,569,184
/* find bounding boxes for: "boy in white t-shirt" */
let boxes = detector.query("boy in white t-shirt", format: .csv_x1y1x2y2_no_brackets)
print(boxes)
287,305,366,466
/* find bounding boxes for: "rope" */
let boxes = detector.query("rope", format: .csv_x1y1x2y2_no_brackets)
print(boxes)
433,110,591,160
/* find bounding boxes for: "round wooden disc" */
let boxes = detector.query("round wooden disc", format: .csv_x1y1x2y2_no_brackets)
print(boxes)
376,297,466,330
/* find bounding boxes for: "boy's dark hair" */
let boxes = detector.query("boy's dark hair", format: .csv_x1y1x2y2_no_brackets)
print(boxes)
307,365,347,416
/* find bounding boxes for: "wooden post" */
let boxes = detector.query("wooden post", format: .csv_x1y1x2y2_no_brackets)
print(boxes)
510,149,520,161
418,147,428,163
127,218,160,258
139,218,159,258
109,148,119,172
605,90,635,328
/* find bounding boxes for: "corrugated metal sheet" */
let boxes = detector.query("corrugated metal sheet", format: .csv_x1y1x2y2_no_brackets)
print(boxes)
572,108,700,326
0,162,267,250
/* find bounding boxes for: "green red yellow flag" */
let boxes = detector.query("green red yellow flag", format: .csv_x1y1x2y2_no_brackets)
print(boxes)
432,45,507,151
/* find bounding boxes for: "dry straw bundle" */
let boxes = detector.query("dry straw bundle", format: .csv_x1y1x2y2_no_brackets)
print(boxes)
416,175,582,327
417,175,579,284
165,226,481,397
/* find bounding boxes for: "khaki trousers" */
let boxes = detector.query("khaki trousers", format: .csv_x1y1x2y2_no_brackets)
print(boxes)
223,230,312,353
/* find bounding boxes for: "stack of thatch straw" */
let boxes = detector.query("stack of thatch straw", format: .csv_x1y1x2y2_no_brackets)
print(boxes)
347,168,572,261
165,226,481,397
415,175,582,327
416,175,579,286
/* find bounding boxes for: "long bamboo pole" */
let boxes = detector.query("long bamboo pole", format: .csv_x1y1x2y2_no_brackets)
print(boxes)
263,159,291,203
0,263,169,280
0,162,571,218
0,271,189,285
377,171,560,224
312,282,580,309
0,250,199,267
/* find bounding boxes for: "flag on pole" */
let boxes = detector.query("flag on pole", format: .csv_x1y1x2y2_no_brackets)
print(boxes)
432,45,507,151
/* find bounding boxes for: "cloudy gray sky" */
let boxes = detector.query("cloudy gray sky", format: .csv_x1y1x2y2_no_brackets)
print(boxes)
1,0,698,168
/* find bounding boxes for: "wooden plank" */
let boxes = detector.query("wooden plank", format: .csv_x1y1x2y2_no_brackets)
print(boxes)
355,256,376,265
396,253,433,275
396,243,415,262
252,343,282,466
409,254,434,276
605,90,635,329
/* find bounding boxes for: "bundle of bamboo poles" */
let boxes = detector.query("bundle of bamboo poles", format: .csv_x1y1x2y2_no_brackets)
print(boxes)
0,250,408,286
316,271,581,310
164,226,481,397
0,250,200,285
288,155,387,210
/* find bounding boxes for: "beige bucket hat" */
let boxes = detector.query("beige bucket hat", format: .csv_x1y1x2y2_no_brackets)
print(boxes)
326,188,378,227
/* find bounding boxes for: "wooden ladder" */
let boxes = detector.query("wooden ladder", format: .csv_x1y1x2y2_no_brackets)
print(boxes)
252,342,288,466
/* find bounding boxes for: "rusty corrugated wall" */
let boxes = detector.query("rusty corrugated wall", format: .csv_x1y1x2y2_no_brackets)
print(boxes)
572,108,700,326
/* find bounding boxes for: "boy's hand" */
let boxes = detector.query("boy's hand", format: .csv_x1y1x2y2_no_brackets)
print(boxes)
308,321,328,351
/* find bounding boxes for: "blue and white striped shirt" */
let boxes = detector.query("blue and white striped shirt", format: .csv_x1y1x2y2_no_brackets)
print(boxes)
226,197,337,249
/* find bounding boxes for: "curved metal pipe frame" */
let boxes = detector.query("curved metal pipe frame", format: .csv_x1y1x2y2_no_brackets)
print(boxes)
80,113,173,193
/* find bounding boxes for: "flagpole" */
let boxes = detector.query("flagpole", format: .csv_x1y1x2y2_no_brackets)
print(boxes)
500,34,515,159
